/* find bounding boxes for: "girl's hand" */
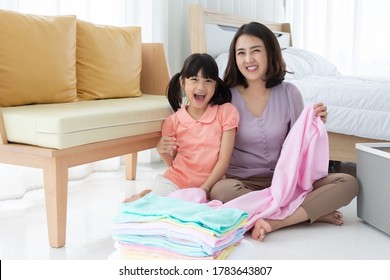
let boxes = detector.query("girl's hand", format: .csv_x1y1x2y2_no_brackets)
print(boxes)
156,135,178,155
200,185,210,199
314,103,328,123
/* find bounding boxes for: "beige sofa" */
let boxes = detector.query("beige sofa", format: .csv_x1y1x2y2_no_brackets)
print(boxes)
0,10,172,248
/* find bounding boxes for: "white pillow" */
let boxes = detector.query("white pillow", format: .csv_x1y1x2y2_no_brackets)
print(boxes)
282,47,340,79
215,53,229,79
215,48,341,81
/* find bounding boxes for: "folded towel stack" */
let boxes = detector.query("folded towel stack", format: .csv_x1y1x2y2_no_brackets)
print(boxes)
111,192,248,259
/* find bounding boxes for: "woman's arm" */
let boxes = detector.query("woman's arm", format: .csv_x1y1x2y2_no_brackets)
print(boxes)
200,128,236,196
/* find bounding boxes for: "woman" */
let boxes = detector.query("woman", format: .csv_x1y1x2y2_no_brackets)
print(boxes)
210,22,359,241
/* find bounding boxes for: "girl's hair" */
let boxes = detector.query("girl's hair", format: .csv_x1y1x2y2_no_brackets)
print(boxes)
224,22,287,89
166,53,231,112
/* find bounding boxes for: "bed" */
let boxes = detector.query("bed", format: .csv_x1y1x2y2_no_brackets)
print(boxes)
189,4,390,163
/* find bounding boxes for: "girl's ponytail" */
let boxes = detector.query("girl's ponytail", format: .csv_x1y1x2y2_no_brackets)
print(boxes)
166,72,182,112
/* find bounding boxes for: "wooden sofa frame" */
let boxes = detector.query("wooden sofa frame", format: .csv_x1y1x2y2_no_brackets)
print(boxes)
0,43,170,248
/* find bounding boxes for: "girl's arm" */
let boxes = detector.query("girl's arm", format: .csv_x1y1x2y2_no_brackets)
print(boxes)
156,135,178,167
157,116,178,167
200,128,236,196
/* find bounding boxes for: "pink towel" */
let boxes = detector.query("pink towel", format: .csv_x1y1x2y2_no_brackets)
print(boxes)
169,104,329,230
220,104,329,228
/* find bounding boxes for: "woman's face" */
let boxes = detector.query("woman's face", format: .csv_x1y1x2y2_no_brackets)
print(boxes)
235,34,268,83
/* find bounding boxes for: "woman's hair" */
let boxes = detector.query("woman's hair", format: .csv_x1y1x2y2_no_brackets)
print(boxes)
224,22,287,89
166,53,231,112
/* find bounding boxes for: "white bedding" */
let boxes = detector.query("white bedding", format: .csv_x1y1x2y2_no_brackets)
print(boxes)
290,75,390,141
215,47,390,141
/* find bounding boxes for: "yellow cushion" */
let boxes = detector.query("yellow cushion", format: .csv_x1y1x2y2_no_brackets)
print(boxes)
0,9,77,107
76,20,142,100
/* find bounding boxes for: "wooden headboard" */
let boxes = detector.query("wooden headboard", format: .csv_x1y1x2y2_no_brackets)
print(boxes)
189,4,293,57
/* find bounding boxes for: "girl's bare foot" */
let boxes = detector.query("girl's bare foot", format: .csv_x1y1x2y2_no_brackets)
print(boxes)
251,219,272,242
316,211,344,225
122,189,152,203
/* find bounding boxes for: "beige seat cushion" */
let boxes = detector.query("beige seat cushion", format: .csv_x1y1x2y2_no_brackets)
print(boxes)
76,20,142,100
1,95,172,149
0,9,77,107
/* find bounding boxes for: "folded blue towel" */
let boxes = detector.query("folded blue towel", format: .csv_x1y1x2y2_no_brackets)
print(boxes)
113,193,248,236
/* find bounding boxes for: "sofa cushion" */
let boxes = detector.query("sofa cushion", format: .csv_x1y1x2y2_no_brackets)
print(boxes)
1,95,172,149
76,20,142,100
0,9,77,107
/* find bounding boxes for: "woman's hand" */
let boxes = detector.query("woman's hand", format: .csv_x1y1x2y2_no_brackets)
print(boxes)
314,103,328,123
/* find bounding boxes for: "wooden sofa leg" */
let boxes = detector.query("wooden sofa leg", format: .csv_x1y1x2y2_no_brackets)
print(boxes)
124,153,137,180
43,157,68,248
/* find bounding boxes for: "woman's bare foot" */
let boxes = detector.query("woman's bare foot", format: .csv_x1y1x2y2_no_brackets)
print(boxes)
251,219,272,242
316,211,344,225
122,189,152,203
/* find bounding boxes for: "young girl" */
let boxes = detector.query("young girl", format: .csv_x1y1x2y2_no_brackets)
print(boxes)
124,53,239,201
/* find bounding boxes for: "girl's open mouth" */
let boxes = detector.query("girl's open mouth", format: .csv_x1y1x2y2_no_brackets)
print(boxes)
194,93,205,102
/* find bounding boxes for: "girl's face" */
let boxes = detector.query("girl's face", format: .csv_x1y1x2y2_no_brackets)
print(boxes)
235,34,268,83
180,70,216,112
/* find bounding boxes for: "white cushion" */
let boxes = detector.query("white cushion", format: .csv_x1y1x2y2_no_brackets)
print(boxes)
1,95,172,149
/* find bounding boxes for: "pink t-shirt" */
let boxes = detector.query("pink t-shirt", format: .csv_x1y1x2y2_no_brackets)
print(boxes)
162,103,239,189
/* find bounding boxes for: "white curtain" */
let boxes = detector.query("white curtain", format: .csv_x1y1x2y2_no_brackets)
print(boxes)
0,0,169,42
286,0,390,78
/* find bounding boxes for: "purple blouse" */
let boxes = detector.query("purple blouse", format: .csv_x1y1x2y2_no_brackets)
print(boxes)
227,82,304,178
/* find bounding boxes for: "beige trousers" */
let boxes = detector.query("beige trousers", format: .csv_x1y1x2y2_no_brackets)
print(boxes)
209,173,359,222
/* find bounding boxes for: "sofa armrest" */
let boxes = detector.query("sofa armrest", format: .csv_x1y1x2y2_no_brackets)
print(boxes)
140,43,171,96
0,112,8,144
